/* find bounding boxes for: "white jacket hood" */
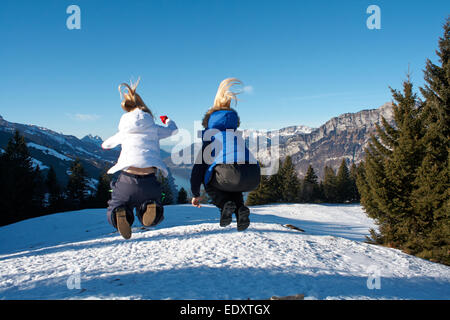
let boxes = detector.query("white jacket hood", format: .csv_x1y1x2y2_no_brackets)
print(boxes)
102,109,178,176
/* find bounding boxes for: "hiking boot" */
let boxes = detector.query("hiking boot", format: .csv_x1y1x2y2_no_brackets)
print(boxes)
115,208,132,239
236,206,250,231
150,204,165,227
220,201,236,227
141,202,157,227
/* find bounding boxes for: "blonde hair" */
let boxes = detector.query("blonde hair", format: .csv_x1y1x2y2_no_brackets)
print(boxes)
202,78,243,128
118,78,153,117
213,78,243,109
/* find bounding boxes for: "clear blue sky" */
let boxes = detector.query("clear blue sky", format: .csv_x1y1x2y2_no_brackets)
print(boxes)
0,0,448,143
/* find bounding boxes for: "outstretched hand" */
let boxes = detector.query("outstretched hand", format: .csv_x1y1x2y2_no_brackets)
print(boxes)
191,197,202,208
160,115,168,124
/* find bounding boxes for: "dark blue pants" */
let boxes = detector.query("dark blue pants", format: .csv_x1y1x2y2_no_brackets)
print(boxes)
107,172,162,228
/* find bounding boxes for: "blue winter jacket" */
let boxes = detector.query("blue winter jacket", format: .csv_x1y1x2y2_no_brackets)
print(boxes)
190,109,257,197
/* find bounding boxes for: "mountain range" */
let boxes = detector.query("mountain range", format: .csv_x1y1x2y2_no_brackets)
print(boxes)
0,102,394,191
0,116,173,190
256,102,395,177
176,102,395,179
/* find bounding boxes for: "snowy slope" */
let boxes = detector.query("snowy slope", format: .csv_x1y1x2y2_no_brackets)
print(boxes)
26,142,72,161
0,204,449,300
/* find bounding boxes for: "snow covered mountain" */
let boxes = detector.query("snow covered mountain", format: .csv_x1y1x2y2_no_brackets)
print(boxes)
274,124,315,136
81,134,104,147
252,102,395,178
171,102,395,180
0,203,448,300
0,102,396,188
0,115,119,187
0,116,174,189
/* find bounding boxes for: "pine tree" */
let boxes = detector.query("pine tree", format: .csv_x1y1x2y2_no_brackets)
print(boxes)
45,166,64,212
386,79,425,244
279,156,300,202
301,165,320,203
322,165,338,203
158,172,174,205
32,166,45,212
94,172,111,208
336,159,353,203
246,175,273,205
0,130,41,225
349,162,360,203
362,76,423,246
355,161,384,244
166,172,179,204
409,18,450,264
66,158,88,209
246,160,287,206
177,187,188,204
359,133,391,239
266,159,283,202
317,181,325,203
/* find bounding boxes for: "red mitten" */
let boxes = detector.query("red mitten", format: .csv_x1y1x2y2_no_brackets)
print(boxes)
160,115,168,124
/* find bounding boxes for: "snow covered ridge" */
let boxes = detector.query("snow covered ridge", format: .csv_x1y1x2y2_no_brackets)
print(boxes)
81,134,103,147
0,204,448,300
241,125,316,139
250,102,396,178
30,158,50,170
0,116,120,188
0,116,116,163
27,142,72,161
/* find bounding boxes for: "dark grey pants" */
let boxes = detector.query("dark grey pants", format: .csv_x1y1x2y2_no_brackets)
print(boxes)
205,184,244,211
106,172,162,228
205,164,258,210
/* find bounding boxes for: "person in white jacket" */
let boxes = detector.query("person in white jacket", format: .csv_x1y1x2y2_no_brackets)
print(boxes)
102,80,178,239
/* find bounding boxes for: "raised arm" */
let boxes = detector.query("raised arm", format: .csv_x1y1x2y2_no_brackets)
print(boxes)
102,132,123,149
157,118,178,140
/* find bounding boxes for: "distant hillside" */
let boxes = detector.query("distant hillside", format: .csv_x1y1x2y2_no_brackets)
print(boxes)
0,116,176,191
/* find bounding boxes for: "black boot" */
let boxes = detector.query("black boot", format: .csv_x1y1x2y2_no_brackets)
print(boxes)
220,201,236,227
236,206,250,231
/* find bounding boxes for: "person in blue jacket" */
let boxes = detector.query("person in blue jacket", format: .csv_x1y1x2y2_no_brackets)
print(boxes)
190,78,260,231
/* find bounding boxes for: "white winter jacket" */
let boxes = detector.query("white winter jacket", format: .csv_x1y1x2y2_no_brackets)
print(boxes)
102,109,178,176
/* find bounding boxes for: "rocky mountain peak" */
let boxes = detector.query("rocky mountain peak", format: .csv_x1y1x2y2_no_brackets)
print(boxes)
255,102,395,179
81,134,103,146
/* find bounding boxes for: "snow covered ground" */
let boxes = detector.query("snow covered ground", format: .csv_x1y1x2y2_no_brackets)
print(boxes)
0,204,449,300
